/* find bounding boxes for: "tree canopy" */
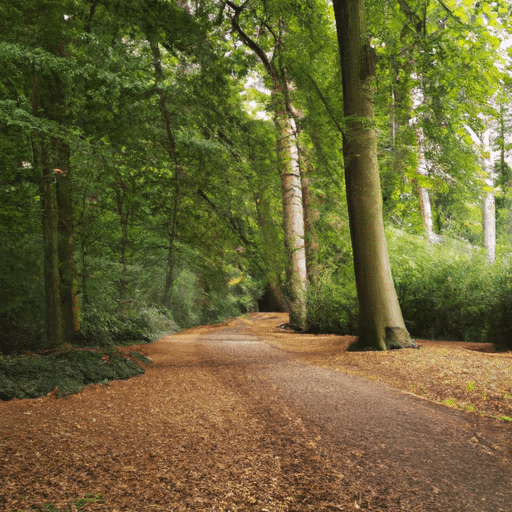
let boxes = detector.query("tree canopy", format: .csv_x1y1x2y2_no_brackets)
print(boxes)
1,0,512,353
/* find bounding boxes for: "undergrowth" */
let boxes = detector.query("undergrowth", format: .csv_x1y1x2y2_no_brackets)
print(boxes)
0,346,150,401
307,228,512,349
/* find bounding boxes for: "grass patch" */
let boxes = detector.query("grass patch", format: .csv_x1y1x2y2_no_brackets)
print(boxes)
0,346,150,401
30,492,104,511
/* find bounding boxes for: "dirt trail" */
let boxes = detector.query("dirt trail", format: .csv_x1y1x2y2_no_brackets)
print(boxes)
1,313,511,511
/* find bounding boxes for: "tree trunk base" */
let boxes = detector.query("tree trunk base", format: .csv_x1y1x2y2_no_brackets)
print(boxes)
349,327,419,351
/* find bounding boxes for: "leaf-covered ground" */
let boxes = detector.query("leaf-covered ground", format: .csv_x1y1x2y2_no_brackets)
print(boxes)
249,314,512,423
0,313,511,511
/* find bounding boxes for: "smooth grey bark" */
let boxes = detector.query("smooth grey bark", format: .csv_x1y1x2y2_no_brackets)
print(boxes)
332,0,416,350
465,124,496,263
274,109,308,328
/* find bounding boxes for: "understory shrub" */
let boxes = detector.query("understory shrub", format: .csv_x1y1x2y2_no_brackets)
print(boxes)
388,228,512,348
307,268,358,335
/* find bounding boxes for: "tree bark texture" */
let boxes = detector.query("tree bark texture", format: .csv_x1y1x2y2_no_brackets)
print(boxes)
56,140,80,340
35,135,63,348
226,1,308,328
333,0,416,350
32,70,63,349
275,107,308,329
465,125,496,263
416,131,441,244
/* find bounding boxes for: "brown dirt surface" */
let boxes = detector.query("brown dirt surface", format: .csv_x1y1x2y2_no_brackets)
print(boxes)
243,313,512,422
1,312,511,511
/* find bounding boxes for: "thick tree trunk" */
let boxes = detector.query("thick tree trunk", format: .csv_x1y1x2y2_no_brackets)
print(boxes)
225,0,308,328
482,130,496,263
333,0,416,350
483,191,496,263
56,140,80,341
299,149,320,285
465,125,496,263
418,186,437,243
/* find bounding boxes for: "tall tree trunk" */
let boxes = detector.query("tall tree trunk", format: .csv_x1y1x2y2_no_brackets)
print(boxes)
275,104,308,328
465,125,496,263
56,140,80,340
113,186,131,313
150,40,181,305
296,131,320,285
301,169,319,283
416,131,441,244
333,0,416,350
225,0,308,329
35,136,63,348
482,191,496,262
32,71,63,349
482,130,496,263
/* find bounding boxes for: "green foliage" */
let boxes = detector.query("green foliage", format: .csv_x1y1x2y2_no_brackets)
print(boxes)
388,228,512,348
0,347,147,401
29,492,104,511
307,270,358,334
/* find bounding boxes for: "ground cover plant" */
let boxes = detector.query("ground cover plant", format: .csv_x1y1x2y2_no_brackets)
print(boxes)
0,345,149,401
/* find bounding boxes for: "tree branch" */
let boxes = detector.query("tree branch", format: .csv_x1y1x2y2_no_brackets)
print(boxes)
397,0,424,33
300,70,344,135
225,0,279,85
197,189,251,247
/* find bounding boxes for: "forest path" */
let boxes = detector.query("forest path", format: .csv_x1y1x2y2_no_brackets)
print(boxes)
1,313,511,511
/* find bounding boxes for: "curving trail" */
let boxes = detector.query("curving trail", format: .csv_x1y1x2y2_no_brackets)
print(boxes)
1,313,511,511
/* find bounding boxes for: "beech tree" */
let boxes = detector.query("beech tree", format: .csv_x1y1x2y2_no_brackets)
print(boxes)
224,0,308,329
332,0,417,350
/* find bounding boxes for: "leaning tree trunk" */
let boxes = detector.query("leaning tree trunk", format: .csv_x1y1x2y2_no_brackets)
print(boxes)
333,0,416,350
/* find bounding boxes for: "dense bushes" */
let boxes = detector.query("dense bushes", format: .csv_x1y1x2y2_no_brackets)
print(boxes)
389,229,512,348
306,228,512,349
